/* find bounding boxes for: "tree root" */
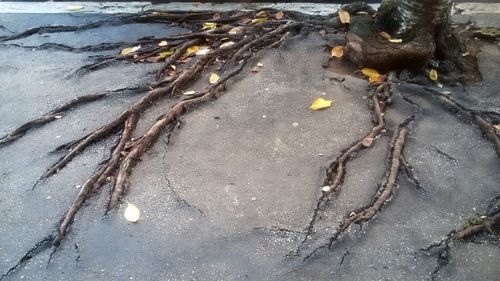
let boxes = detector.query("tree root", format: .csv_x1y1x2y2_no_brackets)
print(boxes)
422,209,500,280
0,86,146,148
423,87,500,157
1,14,302,279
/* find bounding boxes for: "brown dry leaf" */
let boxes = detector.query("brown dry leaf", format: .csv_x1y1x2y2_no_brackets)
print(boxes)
239,17,252,24
379,31,391,40
158,40,168,47
212,13,221,20
338,10,350,24
179,57,193,64
209,72,220,84
167,69,176,76
331,46,344,58
362,137,374,147
275,11,284,20
310,98,333,111
429,68,438,81
145,56,158,63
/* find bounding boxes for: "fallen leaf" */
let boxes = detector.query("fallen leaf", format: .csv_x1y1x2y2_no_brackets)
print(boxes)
185,45,199,56
146,56,158,63
196,46,210,55
158,40,168,47
251,17,267,24
124,203,140,223
209,73,220,84
67,5,84,11
310,98,333,110
156,51,173,61
362,137,374,147
369,76,383,83
212,13,221,20
318,30,326,39
275,11,284,20
167,69,176,76
182,90,197,96
331,46,344,58
220,41,235,48
202,22,217,30
379,31,391,40
255,11,268,18
361,68,381,79
388,38,403,43
120,45,141,56
179,57,193,64
338,10,350,24
494,124,500,134
429,68,438,81
229,26,244,35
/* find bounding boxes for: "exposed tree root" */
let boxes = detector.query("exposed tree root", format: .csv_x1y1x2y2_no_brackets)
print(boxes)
423,87,500,157
0,86,146,148
0,231,57,281
297,88,422,261
291,82,390,256
0,13,303,279
0,42,130,52
422,206,500,280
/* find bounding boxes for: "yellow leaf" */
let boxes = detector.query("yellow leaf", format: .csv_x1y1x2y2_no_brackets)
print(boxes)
369,76,383,83
209,73,220,84
429,68,438,81
185,45,199,56
361,68,381,78
389,38,403,43
338,10,350,24
158,40,168,47
67,5,84,11
275,11,284,20
331,46,344,58
202,22,217,30
124,203,140,223
310,98,333,111
120,45,141,56
251,17,267,24
157,51,173,61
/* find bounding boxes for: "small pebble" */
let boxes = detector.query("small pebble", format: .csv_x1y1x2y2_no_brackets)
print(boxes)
262,115,266,118
251,197,256,201
292,122,299,127
322,186,331,192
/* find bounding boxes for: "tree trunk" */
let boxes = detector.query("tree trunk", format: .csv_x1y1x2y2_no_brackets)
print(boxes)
346,0,476,77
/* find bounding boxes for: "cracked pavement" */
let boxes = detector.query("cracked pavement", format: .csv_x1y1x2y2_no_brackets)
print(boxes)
0,3,499,281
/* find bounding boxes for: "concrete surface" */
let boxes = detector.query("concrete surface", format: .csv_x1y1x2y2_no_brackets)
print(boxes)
0,3,499,281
